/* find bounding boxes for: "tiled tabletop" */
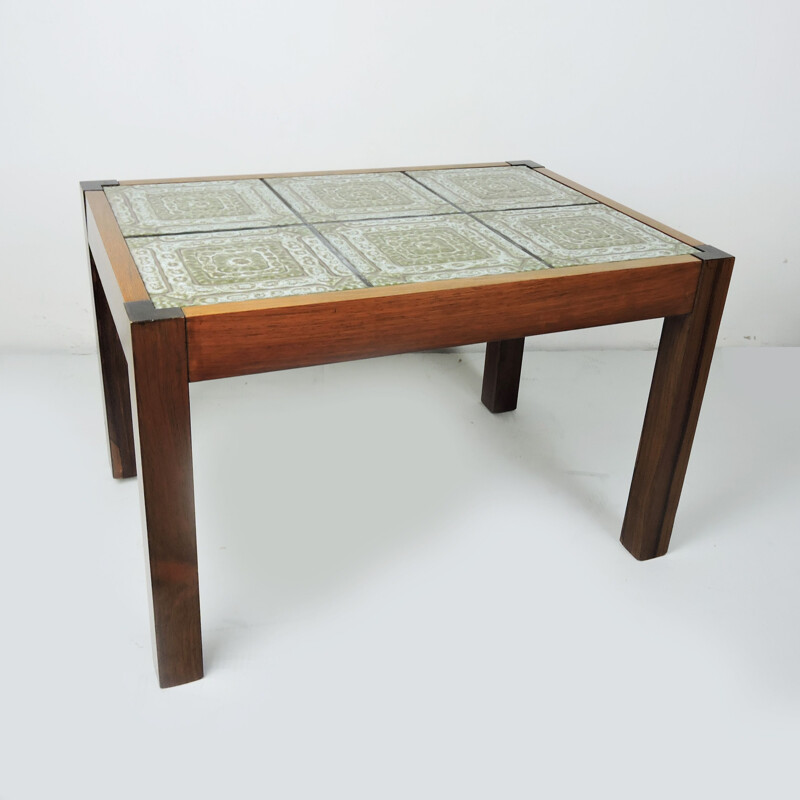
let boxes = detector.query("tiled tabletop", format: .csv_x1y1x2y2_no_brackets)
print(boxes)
105,166,698,308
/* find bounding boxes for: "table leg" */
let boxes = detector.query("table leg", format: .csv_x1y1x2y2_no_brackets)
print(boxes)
129,311,203,687
621,251,734,560
482,338,525,413
89,254,137,479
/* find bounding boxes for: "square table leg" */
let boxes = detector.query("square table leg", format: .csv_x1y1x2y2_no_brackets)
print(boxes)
89,254,137,479
621,250,734,560
129,309,203,687
482,338,526,413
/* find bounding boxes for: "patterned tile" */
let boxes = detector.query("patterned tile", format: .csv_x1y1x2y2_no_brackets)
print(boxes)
267,172,455,223
316,215,546,287
105,180,300,236
407,166,593,212
126,227,367,308
476,205,698,267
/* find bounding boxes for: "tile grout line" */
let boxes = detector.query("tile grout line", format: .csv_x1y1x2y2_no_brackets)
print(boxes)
322,201,596,221
123,222,304,239
123,211,457,239
122,207,596,242
259,179,375,288
474,200,596,214
402,172,554,269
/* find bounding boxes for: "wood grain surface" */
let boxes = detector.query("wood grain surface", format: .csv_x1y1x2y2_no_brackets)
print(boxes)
620,252,734,559
185,257,701,382
129,313,203,687
482,338,526,413
90,255,137,478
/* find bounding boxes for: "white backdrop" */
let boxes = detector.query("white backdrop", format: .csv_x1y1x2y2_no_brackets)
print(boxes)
1,0,798,353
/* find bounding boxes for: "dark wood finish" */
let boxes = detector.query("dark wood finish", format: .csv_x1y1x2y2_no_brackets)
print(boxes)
118,162,509,186
82,182,138,479
129,311,203,687
535,168,704,247
90,254,137,478
482,338,526,413
620,249,734,559
184,257,701,382
84,159,736,684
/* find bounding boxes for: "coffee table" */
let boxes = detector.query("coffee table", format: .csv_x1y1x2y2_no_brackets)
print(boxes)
81,160,733,687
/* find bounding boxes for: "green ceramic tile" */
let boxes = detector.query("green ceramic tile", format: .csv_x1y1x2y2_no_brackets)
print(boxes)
316,215,546,287
126,227,367,308
406,166,593,212
105,180,300,236
476,205,698,267
267,172,456,222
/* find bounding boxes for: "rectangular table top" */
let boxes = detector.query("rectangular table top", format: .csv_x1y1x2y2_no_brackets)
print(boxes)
101,163,700,310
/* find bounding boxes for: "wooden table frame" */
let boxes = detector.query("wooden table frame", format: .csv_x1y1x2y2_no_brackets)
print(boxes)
81,160,733,687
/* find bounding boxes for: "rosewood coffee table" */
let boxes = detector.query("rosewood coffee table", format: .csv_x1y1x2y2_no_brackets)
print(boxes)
81,160,733,687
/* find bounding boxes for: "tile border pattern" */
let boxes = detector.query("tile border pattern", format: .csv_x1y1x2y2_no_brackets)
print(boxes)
266,171,457,223
476,205,698,267
315,215,547,287
407,165,595,212
105,180,301,237
126,226,367,309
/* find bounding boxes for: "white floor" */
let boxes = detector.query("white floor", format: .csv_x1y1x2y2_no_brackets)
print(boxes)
1,347,798,799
